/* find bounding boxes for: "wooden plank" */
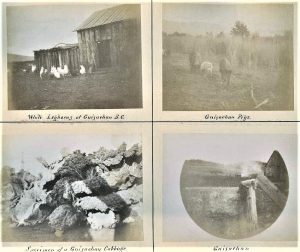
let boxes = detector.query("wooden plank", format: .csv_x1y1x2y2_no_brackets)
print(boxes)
41,53,44,68
77,32,83,64
85,30,91,65
70,49,74,70
91,29,95,41
95,28,100,41
75,47,80,68
34,52,39,69
240,179,258,232
53,51,56,66
58,51,62,67
69,49,73,70
77,31,86,65
246,185,258,231
90,29,97,70
52,51,55,67
66,50,70,67
257,175,287,209
47,52,51,69
77,32,82,44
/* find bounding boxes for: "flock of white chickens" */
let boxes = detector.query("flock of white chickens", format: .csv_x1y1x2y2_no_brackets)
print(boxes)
29,64,86,79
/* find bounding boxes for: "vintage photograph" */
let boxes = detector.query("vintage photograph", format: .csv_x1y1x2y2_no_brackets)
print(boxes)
2,134,143,241
6,4,142,110
162,4,295,111
163,133,297,242
181,150,289,239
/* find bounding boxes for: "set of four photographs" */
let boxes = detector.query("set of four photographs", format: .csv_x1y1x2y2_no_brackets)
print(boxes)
0,0,299,252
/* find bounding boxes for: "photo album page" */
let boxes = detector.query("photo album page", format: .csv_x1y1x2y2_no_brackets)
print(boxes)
0,1,299,252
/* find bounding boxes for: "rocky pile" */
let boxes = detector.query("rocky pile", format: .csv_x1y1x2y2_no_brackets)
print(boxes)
4,143,143,238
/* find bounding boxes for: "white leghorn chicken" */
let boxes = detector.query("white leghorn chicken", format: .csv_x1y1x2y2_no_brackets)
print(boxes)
40,66,45,79
50,66,61,79
57,64,69,78
31,64,37,73
79,65,86,75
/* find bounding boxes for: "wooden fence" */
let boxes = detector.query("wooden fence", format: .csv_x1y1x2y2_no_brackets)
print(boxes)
34,45,80,73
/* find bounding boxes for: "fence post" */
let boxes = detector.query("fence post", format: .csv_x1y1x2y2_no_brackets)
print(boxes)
240,179,258,232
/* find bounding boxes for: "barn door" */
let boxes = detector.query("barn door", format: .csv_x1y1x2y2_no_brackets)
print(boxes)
97,40,111,68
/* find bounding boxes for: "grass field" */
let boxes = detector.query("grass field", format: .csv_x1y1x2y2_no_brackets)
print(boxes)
8,62,142,110
163,52,293,111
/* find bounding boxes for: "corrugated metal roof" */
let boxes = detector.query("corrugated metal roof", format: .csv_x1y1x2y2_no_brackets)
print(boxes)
75,4,140,31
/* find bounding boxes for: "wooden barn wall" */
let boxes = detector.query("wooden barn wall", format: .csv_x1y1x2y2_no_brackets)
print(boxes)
77,18,141,70
34,47,80,72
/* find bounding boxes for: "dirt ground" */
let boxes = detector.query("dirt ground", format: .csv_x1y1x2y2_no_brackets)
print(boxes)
7,62,142,110
163,53,294,111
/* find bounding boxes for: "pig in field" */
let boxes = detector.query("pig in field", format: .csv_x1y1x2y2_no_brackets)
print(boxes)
219,58,232,86
200,61,213,78
189,51,201,72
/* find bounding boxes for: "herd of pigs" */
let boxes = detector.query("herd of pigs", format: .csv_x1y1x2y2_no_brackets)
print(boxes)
188,51,232,86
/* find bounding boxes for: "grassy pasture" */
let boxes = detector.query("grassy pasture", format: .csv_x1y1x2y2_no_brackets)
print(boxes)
163,34,294,111
7,62,142,110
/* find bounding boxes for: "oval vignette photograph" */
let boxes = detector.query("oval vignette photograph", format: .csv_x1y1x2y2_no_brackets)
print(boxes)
180,150,289,239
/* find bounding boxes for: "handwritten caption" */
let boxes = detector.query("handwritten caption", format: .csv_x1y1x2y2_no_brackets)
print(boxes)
204,114,251,121
27,114,126,122
25,245,127,252
213,245,250,251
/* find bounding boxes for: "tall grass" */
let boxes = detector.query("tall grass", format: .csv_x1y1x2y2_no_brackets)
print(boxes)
163,32,293,72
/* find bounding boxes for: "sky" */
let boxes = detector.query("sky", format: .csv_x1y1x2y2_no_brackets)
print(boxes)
163,3,294,36
163,133,297,242
3,134,141,176
6,4,115,56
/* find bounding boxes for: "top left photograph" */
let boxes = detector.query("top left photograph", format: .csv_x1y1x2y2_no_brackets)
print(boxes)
3,2,149,114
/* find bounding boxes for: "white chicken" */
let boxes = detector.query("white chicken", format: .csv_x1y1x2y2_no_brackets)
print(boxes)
200,61,213,78
50,66,61,79
57,64,69,78
40,66,45,79
79,65,86,75
31,64,37,73
53,70,61,79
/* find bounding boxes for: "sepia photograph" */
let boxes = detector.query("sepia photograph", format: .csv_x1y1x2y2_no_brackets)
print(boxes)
162,3,295,111
163,133,297,242
181,150,289,239
5,3,142,110
2,133,143,242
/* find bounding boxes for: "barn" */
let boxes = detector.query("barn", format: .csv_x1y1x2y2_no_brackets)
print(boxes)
34,43,80,73
33,4,141,74
75,4,141,71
